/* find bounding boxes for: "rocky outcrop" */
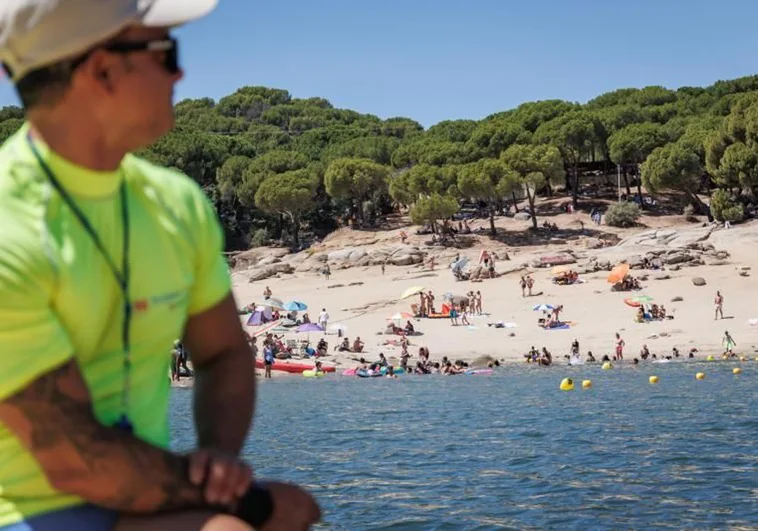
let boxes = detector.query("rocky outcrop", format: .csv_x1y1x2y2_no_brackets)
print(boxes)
692,277,707,286
246,263,295,282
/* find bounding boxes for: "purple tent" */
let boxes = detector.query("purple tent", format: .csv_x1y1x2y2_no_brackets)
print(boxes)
246,311,263,326
297,323,323,333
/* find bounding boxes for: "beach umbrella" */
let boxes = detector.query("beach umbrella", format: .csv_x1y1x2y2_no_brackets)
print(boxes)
400,286,426,299
257,298,286,310
630,295,654,304
533,304,555,312
284,301,308,311
252,320,283,337
387,312,414,320
607,264,630,284
297,323,324,333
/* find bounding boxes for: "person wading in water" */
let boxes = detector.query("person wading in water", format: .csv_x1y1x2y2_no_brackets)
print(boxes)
0,1,320,530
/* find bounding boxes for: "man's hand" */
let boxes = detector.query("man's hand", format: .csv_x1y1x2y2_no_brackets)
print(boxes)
188,449,253,506
259,482,321,531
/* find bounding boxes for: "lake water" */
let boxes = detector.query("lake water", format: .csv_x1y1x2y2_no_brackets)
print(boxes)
170,360,758,529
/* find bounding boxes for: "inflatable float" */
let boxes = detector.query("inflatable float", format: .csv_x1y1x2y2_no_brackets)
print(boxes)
356,368,383,378
255,359,335,374
624,298,641,308
302,370,326,378
465,369,493,375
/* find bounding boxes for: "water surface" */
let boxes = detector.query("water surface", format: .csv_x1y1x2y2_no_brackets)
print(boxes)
170,361,758,529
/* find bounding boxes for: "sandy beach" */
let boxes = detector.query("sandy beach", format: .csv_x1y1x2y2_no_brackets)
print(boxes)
231,216,758,372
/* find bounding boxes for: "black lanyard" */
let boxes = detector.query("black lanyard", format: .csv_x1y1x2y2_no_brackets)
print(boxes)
27,133,134,432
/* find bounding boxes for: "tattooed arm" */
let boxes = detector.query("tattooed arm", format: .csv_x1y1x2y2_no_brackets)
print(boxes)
0,359,207,513
183,294,255,454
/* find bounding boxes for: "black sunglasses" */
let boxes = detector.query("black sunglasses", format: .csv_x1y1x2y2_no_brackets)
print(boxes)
71,37,180,75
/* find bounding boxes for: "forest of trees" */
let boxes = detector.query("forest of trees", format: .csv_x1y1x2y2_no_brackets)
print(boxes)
3,75,758,251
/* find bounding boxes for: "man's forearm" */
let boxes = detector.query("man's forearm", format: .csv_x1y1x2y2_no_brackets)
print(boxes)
0,361,206,513
194,344,255,453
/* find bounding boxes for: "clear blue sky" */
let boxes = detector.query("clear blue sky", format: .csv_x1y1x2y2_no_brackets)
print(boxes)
1,0,757,127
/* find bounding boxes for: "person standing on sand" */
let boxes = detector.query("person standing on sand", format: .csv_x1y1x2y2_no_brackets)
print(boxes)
520,276,527,297
323,263,331,281
263,286,272,300
475,291,483,315
0,1,320,530
319,308,329,332
615,333,626,360
714,291,724,320
381,262,386,275
722,331,736,355
527,275,535,296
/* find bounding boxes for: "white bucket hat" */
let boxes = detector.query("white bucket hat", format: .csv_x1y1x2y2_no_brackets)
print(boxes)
0,0,218,81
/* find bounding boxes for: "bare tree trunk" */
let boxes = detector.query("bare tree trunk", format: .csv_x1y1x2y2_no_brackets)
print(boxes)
511,191,520,213
527,189,538,230
572,163,579,210
489,205,496,236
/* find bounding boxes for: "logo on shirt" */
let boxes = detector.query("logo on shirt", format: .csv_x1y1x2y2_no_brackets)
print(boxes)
132,290,187,314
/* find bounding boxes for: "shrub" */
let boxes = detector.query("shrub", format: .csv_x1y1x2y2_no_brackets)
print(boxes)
710,189,744,223
604,201,642,227
249,228,270,248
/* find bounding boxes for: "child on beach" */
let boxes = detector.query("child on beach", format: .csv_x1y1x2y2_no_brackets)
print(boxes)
263,343,275,379
722,331,736,356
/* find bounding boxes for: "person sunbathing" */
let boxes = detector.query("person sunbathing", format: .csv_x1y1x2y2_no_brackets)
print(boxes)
352,337,365,353
635,307,645,323
317,338,328,356
337,338,350,352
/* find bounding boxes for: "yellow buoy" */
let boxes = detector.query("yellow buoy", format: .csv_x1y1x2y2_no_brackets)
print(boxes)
601,361,613,370
649,375,659,384
707,355,715,361
696,372,705,380
582,379,592,389
733,367,742,375
560,378,574,391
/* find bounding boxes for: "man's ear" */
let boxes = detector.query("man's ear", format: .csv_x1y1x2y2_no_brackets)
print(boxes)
74,50,121,94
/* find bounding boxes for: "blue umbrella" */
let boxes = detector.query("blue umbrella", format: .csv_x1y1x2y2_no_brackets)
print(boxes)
297,323,323,333
284,301,308,311
533,304,555,312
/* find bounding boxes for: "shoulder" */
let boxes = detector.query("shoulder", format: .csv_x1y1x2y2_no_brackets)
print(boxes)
0,129,54,295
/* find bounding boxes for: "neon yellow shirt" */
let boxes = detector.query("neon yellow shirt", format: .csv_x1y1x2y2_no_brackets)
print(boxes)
0,124,232,525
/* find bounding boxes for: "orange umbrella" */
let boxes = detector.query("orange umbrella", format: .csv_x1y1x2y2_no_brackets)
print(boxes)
607,264,630,284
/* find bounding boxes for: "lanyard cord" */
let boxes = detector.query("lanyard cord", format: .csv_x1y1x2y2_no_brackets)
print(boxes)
26,134,132,426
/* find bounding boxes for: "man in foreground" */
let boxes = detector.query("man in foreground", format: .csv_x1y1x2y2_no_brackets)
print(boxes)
0,0,319,529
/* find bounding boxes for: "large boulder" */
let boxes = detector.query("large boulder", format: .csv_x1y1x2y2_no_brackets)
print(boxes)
534,253,576,268
247,263,295,282
391,252,424,266
692,277,707,286
256,256,281,267
513,212,531,221
327,247,368,263
664,251,693,265
626,255,645,269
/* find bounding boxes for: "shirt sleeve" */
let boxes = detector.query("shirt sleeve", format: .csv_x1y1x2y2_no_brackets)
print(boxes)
186,187,232,316
0,232,74,402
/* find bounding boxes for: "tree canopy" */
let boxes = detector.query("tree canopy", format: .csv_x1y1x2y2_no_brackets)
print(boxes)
2,75,757,249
